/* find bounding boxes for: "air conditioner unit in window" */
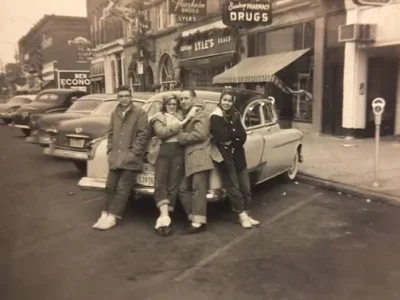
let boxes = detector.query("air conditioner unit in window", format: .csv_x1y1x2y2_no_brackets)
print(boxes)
338,24,377,43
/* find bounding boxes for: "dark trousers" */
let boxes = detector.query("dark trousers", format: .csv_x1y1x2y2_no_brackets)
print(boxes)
154,142,184,211
179,171,208,224
216,160,251,213
103,169,137,218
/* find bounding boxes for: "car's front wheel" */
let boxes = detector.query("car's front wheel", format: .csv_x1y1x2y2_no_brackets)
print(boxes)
21,129,30,136
283,150,299,182
73,160,87,174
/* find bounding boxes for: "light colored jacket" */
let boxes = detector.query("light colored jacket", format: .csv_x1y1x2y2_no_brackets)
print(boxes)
147,111,183,164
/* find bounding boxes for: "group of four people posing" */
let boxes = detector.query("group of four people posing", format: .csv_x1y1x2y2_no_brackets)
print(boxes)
92,85,260,235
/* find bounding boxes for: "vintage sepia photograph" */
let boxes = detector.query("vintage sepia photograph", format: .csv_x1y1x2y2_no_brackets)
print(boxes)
1,0,400,299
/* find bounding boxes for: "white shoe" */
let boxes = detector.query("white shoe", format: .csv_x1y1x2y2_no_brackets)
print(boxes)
155,216,171,229
248,216,260,226
239,212,252,229
92,211,108,229
96,214,117,230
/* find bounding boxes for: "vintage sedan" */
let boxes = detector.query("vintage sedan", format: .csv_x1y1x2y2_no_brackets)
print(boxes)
44,92,154,173
10,89,87,136
26,94,107,146
78,89,304,202
0,95,37,125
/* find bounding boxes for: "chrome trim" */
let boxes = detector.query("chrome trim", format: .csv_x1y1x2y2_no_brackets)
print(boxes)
65,134,90,138
12,124,29,129
45,129,57,133
43,147,88,160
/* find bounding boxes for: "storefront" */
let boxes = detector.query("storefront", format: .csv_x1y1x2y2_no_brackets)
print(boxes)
213,20,315,129
342,0,400,137
57,70,91,92
176,21,236,88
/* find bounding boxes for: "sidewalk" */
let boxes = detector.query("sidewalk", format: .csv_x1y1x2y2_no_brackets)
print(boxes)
298,133,400,207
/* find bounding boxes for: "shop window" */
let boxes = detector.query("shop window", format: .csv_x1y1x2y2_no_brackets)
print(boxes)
265,27,294,55
294,21,315,50
247,32,266,57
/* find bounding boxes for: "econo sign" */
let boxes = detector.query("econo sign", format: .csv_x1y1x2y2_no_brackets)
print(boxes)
58,71,91,92
222,0,272,27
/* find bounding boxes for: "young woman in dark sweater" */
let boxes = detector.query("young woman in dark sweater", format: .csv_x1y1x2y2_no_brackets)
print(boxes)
209,91,260,228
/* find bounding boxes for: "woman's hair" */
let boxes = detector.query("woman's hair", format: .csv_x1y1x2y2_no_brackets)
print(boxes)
218,91,236,108
160,94,180,113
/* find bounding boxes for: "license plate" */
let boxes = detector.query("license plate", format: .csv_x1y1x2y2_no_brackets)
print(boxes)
136,173,154,187
69,138,85,148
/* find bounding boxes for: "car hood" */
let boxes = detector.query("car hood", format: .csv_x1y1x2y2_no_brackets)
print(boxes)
16,102,59,114
57,115,111,138
38,112,90,129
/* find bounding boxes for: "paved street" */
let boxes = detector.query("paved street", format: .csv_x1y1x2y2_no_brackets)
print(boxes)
1,124,400,300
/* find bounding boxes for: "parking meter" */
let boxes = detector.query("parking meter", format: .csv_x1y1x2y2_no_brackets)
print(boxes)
371,97,386,187
372,98,386,126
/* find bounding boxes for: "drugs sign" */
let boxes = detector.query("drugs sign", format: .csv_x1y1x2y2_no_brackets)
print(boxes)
222,0,272,27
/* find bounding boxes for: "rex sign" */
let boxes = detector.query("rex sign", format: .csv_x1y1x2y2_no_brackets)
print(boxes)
222,0,272,27
57,70,91,92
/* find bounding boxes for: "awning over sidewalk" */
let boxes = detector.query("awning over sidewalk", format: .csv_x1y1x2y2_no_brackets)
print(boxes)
212,48,310,84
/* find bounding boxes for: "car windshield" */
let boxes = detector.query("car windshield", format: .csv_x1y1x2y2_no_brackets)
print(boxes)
67,99,101,112
91,100,144,116
8,97,33,105
36,93,59,102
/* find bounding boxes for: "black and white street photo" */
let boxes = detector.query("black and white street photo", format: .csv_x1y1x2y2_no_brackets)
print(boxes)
1,0,400,299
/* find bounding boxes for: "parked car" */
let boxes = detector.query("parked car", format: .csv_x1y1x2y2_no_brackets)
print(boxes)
10,89,87,136
26,94,108,147
44,92,154,173
78,89,304,202
0,95,37,125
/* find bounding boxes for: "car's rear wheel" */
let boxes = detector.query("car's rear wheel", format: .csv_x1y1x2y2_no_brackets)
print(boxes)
283,150,299,182
73,160,87,174
21,129,30,136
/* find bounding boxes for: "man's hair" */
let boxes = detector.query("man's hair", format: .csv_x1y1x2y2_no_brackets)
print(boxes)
181,89,196,98
117,85,131,94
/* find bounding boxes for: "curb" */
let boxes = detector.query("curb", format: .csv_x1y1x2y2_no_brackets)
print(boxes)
297,172,400,208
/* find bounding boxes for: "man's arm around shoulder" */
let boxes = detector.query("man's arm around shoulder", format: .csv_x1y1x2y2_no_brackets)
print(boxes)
178,110,209,145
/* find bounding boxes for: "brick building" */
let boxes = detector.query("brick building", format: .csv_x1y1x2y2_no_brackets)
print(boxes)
18,15,91,93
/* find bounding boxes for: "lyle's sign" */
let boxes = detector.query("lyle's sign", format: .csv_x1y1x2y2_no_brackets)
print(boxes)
222,0,272,27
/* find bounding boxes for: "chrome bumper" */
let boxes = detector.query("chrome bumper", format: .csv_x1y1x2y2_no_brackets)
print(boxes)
11,124,29,129
44,147,88,160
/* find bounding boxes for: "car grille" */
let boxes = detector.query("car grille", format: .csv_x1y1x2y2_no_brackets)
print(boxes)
13,114,30,126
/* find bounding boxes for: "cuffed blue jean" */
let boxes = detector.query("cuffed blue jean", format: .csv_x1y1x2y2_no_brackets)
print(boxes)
215,160,251,213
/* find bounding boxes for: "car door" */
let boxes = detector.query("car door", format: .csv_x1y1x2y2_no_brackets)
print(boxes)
259,98,298,180
241,100,266,173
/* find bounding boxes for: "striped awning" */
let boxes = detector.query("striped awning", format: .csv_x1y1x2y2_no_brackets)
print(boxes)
212,48,311,84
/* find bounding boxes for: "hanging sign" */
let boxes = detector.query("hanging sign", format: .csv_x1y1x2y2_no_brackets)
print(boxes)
168,0,207,23
222,0,272,27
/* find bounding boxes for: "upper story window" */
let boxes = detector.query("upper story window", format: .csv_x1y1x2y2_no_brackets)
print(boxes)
156,2,175,30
